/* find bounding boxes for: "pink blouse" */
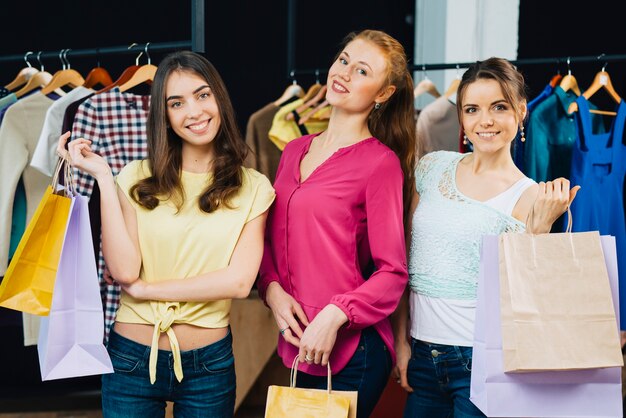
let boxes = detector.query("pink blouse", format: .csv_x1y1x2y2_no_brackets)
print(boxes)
258,133,408,376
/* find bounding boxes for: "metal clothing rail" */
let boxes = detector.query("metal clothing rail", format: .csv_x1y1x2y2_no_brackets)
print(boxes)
0,0,204,64
409,53,626,71
288,53,626,78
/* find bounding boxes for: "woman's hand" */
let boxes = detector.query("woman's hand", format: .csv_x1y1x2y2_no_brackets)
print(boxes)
266,281,310,347
393,337,414,393
528,178,580,234
298,304,348,366
57,131,111,180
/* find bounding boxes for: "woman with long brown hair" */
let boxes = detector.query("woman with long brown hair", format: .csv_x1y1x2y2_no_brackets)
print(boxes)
258,29,416,418
58,51,274,417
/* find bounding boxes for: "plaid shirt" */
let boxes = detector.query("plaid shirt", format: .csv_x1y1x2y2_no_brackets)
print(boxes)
71,87,150,340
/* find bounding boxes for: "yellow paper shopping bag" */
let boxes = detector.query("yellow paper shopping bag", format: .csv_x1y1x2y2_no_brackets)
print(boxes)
499,209,623,372
0,159,72,315
265,356,357,418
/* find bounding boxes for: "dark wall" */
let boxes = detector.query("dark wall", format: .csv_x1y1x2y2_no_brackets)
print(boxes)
518,0,626,111
0,0,415,131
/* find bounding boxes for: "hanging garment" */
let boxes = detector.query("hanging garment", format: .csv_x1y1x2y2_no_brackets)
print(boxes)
70,86,150,339
570,96,626,328
268,99,328,151
525,86,604,182
513,83,554,170
31,86,94,177
415,96,459,159
0,93,17,112
245,102,284,182
0,86,10,99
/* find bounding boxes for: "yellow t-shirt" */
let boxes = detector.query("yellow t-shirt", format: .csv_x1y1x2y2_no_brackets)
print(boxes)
114,160,275,383
268,98,329,150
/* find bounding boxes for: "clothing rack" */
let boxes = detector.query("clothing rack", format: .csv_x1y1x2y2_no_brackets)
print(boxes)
287,53,626,78
0,0,204,64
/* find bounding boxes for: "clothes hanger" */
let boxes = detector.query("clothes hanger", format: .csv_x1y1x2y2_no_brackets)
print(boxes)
274,70,304,106
300,69,323,103
559,57,581,97
568,56,621,116
285,85,327,121
414,65,441,99
444,65,461,99
297,99,331,125
83,49,113,89
119,43,157,92
14,51,54,98
40,49,85,96
97,43,142,94
4,51,39,90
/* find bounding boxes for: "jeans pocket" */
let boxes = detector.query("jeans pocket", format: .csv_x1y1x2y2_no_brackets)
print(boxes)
109,350,142,373
200,350,234,374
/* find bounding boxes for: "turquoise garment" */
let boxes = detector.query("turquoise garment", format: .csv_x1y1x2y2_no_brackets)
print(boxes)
9,178,26,259
524,86,604,182
0,93,17,111
408,151,525,299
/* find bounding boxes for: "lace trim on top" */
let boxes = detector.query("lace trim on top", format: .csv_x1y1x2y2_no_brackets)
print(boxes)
409,152,525,299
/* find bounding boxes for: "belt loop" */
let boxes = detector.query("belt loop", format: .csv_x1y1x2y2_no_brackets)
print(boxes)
193,348,199,372
453,345,464,361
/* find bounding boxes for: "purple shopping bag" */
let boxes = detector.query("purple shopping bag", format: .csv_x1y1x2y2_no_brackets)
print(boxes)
37,194,113,380
470,235,622,418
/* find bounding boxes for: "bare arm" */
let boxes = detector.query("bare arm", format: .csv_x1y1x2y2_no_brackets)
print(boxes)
59,133,141,283
122,211,269,301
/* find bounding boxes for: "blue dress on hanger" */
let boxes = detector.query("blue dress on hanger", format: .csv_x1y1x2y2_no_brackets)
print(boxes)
570,96,626,328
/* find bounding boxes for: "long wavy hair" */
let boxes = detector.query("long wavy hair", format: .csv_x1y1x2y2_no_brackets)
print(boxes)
130,51,247,213
339,30,416,218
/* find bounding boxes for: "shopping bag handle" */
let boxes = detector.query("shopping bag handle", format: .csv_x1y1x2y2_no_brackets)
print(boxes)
527,204,573,234
51,156,77,198
290,355,333,393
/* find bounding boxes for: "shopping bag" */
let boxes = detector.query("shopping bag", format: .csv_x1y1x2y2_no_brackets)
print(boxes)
470,235,623,418
0,159,72,315
265,356,357,418
499,213,622,372
37,193,113,380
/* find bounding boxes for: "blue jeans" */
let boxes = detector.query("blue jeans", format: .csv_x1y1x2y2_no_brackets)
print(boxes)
101,328,236,418
296,327,392,418
403,339,485,418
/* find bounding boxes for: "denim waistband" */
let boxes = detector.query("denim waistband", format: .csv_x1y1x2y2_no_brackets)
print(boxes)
107,327,232,371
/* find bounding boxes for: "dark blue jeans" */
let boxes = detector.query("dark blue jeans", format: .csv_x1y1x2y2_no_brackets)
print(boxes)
403,339,485,418
296,327,392,418
101,328,236,418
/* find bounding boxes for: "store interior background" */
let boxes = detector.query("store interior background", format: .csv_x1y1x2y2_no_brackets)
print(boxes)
1,0,625,415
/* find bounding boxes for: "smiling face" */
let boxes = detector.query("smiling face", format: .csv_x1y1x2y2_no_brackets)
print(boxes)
326,38,396,113
165,70,221,152
461,78,525,154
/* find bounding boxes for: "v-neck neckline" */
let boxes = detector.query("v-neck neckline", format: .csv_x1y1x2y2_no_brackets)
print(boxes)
296,134,376,184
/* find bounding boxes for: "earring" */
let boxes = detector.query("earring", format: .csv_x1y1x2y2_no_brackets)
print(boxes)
374,102,381,110
463,134,469,145
520,125,526,143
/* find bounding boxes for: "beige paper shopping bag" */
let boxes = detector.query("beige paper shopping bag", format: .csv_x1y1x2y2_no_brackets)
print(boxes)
499,210,623,373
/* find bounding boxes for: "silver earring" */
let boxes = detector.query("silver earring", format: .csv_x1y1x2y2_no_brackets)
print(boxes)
463,134,469,145
520,125,526,143
374,102,381,110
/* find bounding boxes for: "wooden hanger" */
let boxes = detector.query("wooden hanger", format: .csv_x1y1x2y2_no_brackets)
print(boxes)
298,99,331,125
414,78,441,99
84,67,113,89
5,51,38,90
300,69,323,103
14,71,53,98
40,49,85,96
119,43,157,92
286,85,327,121
274,71,304,106
559,57,581,97
568,62,621,116
443,65,461,99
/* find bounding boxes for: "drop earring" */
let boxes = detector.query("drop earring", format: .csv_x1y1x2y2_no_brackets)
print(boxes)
520,125,526,142
463,134,469,145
